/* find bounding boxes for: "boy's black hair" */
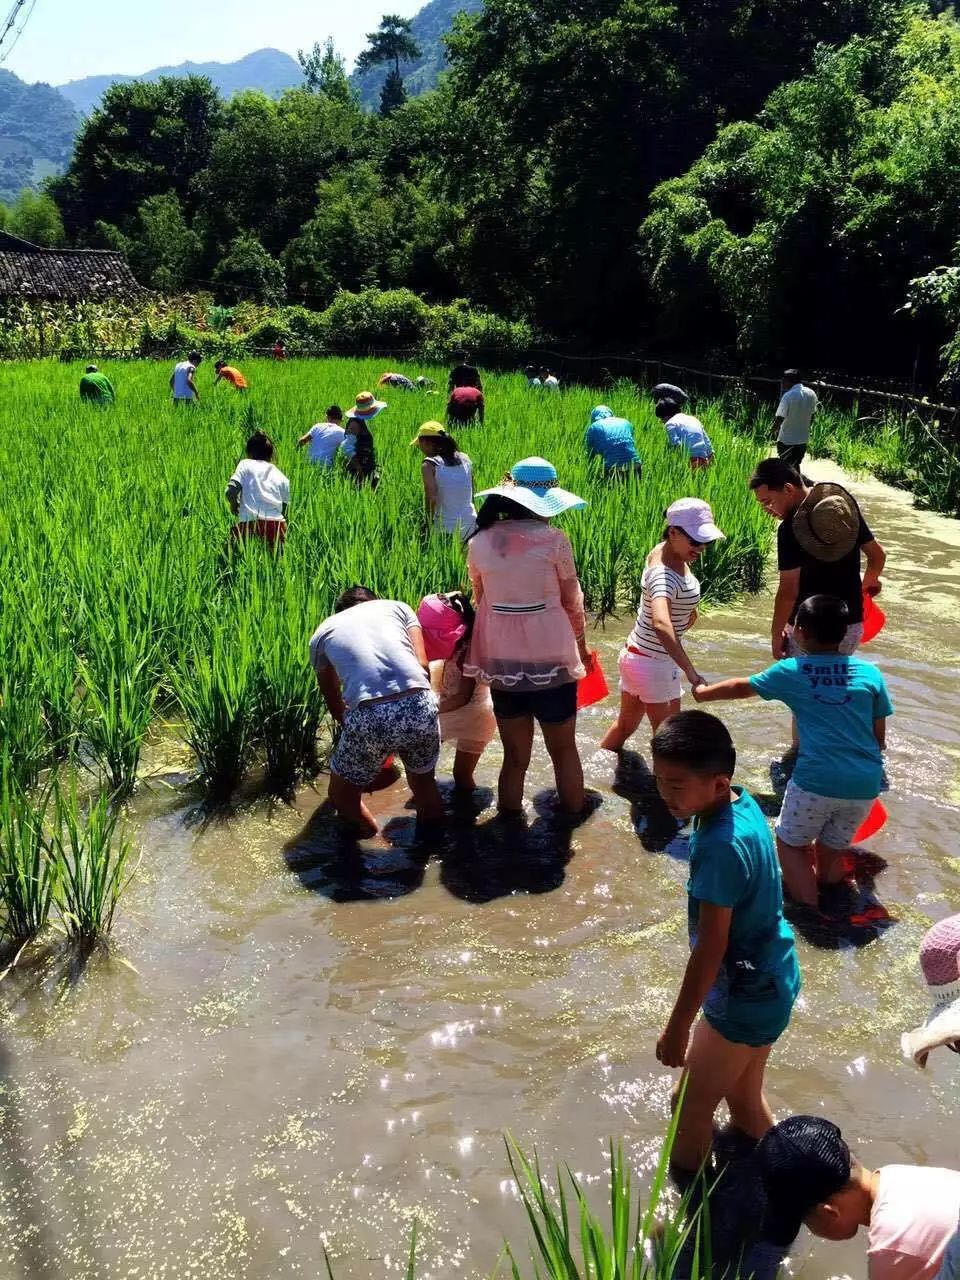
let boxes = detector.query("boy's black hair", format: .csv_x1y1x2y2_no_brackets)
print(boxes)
795,594,849,646
651,710,736,777
334,586,378,612
783,368,801,383
188,350,203,364
654,397,681,421
749,457,804,491
246,431,274,461
326,404,343,419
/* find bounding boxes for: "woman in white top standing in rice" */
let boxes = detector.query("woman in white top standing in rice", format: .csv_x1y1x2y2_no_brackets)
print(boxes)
600,498,725,751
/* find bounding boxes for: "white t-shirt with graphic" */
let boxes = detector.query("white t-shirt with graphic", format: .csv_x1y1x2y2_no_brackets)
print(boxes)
228,459,290,522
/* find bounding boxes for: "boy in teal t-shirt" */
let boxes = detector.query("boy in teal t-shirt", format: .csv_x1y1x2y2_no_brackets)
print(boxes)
651,710,800,1182
693,594,894,909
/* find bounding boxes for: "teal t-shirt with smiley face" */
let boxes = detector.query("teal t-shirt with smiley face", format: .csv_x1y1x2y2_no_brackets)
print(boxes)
750,656,893,799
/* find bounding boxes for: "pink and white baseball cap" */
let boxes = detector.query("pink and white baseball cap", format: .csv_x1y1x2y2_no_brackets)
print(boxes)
665,498,725,544
901,914,960,1067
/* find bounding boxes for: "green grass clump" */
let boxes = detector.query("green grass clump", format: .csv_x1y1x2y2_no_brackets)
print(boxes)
48,784,135,944
0,771,53,945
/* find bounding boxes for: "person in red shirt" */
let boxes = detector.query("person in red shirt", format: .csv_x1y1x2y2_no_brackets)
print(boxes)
272,339,286,361
447,385,485,426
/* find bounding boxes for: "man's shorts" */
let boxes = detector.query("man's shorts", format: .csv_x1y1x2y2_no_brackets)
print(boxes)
785,621,863,656
618,648,681,704
491,681,577,725
776,779,875,850
331,690,439,788
777,441,807,469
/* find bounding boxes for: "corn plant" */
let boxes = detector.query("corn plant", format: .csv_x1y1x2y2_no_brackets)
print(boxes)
0,771,53,945
48,784,135,943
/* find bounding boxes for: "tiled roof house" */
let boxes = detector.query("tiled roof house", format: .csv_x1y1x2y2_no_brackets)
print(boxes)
0,232,145,301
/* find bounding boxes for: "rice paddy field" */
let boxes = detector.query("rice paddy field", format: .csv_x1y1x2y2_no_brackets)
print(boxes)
0,357,773,815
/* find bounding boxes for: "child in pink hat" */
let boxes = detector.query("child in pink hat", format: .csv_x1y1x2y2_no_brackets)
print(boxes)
417,593,495,792
903,914,960,1067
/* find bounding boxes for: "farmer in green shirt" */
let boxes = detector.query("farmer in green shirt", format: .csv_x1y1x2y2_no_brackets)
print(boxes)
79,364,115,405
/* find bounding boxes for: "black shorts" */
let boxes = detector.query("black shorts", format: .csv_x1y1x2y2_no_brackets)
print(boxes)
491,682,577,725
777,442,807,469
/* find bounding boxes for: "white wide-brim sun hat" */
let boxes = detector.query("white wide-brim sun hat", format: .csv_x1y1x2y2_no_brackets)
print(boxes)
476,456,587,519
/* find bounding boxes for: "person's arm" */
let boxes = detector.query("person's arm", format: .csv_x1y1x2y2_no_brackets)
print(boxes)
296,431,312,448
169,372,175,390
438,657,476,714
773,394,788,440
649,594,703,686
467,556,484,607
657,903,732,1067
214,371,224,386
421,459,439,519
692,677,757,703
874,718,887,750
316,663,345,725
188,371,200,401
225,479,241,516
408,624,430,676
771,567,801,660
478,394,485,423
861,538,886,596
556,537,589,666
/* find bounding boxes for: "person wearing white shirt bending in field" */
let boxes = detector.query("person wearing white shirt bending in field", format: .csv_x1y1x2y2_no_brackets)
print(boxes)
775,369,819,470
226,431,290,550
171,350,202,404
297,405,346,468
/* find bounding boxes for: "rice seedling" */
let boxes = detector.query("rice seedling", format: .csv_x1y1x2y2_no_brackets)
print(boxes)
48,783,136,943
0,768,53,945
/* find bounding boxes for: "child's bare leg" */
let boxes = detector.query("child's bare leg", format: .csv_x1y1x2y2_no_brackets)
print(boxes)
406,769,444,823
453,749,482,791
328,773,379,838
815,841,849,886
776,835,817,907
647,697,680,734
600,693,646,752
723,1042,774,1140
669,1020,759,1174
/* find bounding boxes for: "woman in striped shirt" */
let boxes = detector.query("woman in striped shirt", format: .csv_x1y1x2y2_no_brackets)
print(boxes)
601,499,725,752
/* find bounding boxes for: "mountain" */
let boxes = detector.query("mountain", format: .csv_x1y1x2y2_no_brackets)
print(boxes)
0,69,78,203
58,48,303,117
351,0,484,110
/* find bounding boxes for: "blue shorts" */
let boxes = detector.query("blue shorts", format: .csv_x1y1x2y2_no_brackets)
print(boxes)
703,967,800,1048
491,681,577,725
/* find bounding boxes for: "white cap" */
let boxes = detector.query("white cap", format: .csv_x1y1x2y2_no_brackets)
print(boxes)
666,498,725,544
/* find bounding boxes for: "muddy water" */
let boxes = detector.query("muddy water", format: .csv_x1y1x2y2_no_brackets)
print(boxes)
2,461,959,1280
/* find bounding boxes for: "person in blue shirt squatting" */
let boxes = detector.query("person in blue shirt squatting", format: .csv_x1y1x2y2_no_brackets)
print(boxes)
651,710,801,1188
584,405,642,478
692,593,894,912
656,398,715,470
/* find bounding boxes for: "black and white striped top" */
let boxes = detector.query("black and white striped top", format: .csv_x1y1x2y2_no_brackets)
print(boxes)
626,563,701,659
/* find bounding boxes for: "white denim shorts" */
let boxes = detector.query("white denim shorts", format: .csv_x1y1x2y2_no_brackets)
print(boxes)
776,780,875,850
618,648,682,705
785,622,864,657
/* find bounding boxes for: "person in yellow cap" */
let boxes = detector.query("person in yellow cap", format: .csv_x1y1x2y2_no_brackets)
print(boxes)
411,422,477,537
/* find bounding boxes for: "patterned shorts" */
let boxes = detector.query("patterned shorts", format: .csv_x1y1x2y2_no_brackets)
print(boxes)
776,780,875,850
331,691,440,788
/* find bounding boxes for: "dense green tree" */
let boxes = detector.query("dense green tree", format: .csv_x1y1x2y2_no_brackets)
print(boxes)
105,193,202,292
7,190,66,248
213,234,286,305
355,15,423,80
298,37,353,102
380,69,408,116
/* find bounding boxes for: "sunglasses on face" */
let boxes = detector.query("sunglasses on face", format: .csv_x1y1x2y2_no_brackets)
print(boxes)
684,531,707,549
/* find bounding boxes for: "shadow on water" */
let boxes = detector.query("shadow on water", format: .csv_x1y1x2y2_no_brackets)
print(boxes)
611,750,688,859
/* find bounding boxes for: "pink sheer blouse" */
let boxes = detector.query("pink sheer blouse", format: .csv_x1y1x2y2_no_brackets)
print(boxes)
464,520,586,690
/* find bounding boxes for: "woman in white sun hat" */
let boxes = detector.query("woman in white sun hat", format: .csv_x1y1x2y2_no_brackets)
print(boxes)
601,497,725,752
464,457,590,815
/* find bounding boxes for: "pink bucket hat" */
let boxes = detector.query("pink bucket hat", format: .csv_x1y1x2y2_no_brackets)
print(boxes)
417,594,467,661
901,914,960,1067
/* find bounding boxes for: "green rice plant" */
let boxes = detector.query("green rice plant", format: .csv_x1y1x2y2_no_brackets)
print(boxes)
79,641,160,799
0,769,53,945
48,783,135,943
0,672,50,791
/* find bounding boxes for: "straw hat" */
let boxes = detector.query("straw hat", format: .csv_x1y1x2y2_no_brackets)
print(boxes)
476,457,587,519
351,391,386,420
792,483,861,562
901,914,960,1067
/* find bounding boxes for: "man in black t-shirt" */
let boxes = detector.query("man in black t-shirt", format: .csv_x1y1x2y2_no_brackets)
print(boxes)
448,349,483,393
749,458,885,660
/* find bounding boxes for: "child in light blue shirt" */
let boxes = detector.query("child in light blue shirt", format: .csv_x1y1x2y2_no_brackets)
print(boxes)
693,594,893,909
656,398,715,467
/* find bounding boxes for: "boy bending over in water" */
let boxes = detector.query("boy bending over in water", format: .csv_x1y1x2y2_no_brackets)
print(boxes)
651,711,800,1181
693,594,893,911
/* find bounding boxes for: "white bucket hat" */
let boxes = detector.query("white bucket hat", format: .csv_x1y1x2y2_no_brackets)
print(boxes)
901,914,960,1067
476,457,587,519
665,498,725,544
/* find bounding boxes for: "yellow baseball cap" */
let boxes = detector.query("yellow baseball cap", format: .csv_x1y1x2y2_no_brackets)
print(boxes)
409,421,448,445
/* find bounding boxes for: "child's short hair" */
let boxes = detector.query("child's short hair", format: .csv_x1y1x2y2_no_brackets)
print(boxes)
651,710,736,777
795,594,849,646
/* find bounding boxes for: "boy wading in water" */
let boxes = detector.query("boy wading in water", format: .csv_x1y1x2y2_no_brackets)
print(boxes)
693,594,893,911
651,711,800,1181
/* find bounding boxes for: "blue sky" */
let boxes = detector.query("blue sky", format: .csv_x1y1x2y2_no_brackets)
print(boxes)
3,0,422,86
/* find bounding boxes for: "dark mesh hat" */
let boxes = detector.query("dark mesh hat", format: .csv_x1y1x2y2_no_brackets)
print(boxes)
756,1116,852,1247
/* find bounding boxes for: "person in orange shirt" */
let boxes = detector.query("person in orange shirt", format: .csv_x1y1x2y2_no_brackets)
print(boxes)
214,361,249,391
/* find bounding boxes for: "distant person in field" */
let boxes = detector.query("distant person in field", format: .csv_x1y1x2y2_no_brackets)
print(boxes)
542,370,560,392
378,371,416,390
226,430,289,549
214,360,248,391
775,369,819,470
448,349,482,392
171,351,202,404
297,405,345,468
272,339,287,361
653,381,689,407
79,363,115,405
309,586,444,836
415,376,435,391
524,365,541,388
585,404,642,477
447,383,485,427
657,398,715,469
411,422,477,537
